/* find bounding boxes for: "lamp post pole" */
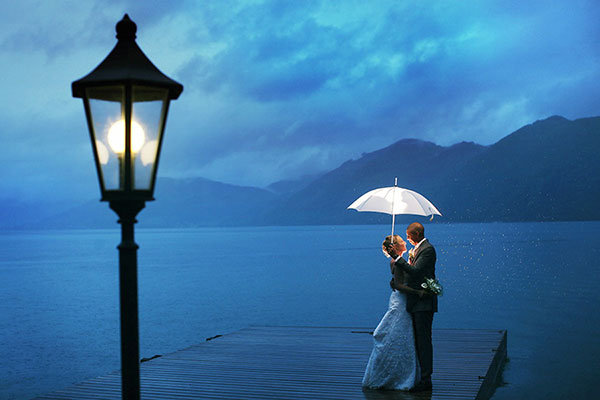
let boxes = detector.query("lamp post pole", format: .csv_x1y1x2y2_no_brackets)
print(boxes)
111,200,145,399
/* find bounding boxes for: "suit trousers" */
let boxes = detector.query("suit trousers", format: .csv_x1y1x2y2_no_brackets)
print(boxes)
412,311,434,382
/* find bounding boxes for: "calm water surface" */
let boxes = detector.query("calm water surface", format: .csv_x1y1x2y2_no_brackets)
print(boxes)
1,222,599,399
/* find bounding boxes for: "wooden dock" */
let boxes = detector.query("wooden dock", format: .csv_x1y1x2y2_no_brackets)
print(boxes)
34,326,507,400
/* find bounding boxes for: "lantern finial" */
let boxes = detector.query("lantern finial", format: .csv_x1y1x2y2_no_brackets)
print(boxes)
116,14,137,40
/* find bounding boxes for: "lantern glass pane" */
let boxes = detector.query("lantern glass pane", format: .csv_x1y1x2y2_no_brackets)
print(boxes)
87,86,124,191
132,86,168,190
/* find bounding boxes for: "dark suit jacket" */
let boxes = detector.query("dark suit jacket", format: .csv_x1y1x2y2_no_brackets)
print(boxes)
393,239,438,313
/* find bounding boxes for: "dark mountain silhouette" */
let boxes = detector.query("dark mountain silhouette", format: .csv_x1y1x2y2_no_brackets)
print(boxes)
25,177,278,229
266,172,325,195
265,115,599,224
143,177,278,227
261,139,488,225
437,115,600,221
0,199,73,229
10,115,600,229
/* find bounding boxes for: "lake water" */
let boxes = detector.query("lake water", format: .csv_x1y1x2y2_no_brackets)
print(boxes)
1,222,599,399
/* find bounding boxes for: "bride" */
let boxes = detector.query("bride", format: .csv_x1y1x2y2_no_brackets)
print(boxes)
362,234,425,391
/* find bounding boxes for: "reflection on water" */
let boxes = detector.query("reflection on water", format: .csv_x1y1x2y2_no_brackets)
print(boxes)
0,222,599,399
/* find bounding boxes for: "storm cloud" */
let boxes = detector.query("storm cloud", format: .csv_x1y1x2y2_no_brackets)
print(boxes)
1,0,599,200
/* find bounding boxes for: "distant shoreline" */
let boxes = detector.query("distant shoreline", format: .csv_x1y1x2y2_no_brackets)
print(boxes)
2,219,599,233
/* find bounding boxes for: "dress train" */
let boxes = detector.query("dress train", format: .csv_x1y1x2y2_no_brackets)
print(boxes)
362,290,420,390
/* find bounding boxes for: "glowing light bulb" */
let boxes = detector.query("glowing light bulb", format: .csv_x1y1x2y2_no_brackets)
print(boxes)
107,119,145,154
140,140,158,166
96,140,109,164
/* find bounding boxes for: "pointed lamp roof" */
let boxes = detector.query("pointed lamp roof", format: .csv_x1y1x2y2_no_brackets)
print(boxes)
72,14,183,100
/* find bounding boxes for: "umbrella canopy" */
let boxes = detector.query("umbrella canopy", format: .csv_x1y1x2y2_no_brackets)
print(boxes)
347,186,442,217
347,179,442,241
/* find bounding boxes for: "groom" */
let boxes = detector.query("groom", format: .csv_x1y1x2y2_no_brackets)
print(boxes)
389,222,437,392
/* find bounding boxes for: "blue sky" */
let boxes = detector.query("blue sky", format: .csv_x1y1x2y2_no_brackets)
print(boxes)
1,0,599,202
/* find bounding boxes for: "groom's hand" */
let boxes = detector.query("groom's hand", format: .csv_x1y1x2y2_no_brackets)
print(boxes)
386,246,397,259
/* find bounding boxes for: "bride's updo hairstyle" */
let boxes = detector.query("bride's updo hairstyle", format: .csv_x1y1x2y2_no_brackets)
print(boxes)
383,234,403,251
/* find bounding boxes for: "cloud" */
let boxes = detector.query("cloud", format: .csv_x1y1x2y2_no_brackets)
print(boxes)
2,0,600,198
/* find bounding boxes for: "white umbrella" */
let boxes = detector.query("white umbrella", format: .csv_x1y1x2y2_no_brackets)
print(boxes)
347,178,442,241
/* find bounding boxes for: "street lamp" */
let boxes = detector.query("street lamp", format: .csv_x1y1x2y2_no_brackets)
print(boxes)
72,14,183,400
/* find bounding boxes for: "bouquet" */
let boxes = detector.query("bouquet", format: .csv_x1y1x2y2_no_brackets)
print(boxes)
421,277,443,296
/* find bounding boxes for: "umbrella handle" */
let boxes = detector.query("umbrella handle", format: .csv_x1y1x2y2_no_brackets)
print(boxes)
391,177,397,243
391,212,395,244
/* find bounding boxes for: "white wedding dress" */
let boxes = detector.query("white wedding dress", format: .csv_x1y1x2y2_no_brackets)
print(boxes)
362,290,420,390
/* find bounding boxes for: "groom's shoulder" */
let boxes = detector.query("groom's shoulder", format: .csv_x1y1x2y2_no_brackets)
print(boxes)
422,240,436,255
423,239,435,250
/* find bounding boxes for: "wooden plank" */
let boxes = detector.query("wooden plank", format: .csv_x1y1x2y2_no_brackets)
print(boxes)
34,327,506,400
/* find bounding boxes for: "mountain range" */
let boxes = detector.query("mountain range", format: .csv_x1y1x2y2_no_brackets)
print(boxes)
6,115,600,229
266,115,600,225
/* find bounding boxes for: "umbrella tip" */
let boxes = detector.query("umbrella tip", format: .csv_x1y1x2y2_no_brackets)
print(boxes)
394,177,398,186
